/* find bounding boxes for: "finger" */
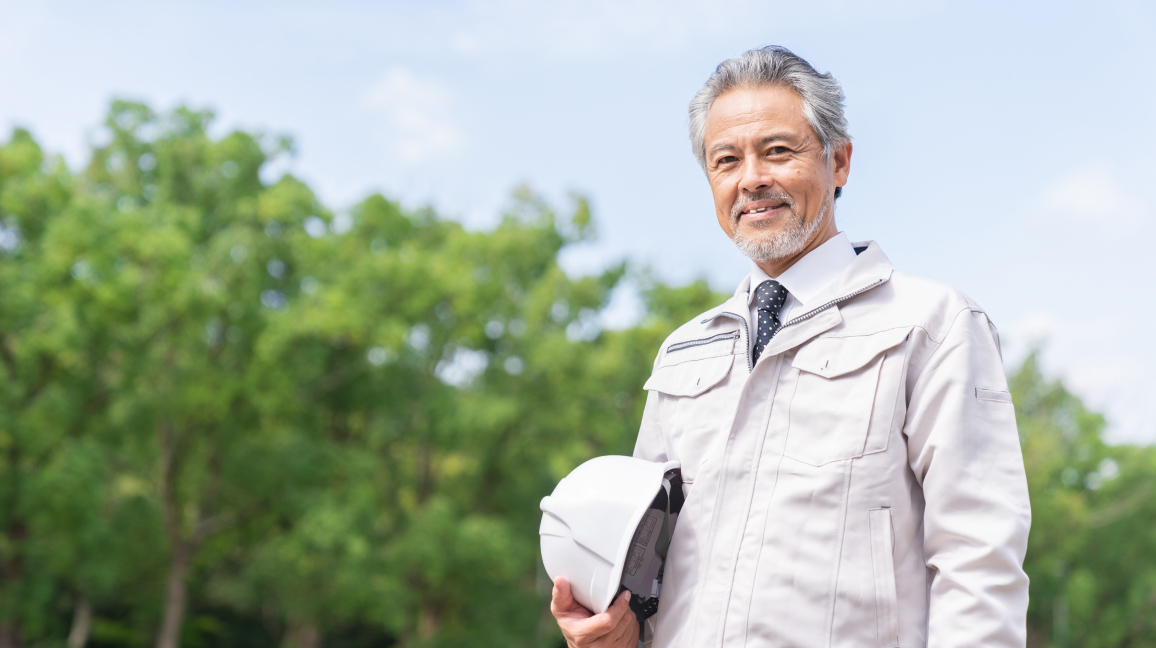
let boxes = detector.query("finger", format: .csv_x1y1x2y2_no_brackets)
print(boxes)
606,590,633,625
569,608,616,637
565,591,629,640
552,578,592,620
625,616,641,647
606,611,638,648
608,598,637,644
584,591,633,644
553,578,573,605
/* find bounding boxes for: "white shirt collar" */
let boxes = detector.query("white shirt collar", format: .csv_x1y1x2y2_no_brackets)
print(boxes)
746,232,858,309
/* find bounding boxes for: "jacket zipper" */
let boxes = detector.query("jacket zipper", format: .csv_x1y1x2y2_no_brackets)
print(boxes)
666,330,740,354
702,312,752,372
778,279,885,330
701,279,885,373
698,274,887,371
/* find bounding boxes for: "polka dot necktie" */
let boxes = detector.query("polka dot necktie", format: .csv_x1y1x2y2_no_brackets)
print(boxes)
751,279,788,365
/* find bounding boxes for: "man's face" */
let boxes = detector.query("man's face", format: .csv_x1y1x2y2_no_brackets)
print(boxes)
703,84,851,267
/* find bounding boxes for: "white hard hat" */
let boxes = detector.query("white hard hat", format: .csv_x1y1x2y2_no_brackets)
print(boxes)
539,456,683,619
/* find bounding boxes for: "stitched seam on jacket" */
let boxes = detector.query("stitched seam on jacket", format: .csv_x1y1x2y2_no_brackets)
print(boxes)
881,338,912,451
791,327,912,379
824,461,854,648
857,337,911,459
718,354,783,646
905,306,972,399
740,361,795,647
692,354,768,645
805,325,914,341
975,387,1012,403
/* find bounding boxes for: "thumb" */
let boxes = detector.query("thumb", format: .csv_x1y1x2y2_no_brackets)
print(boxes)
552,577,575,608
551,577,595,620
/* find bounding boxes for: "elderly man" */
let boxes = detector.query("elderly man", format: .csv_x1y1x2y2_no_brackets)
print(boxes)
551,46,1030,647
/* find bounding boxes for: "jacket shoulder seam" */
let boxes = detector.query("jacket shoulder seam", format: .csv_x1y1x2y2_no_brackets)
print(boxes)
906,305,973,391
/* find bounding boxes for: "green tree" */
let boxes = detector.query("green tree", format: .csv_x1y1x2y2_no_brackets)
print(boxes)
3,101,1156,648
73,102,313,648
0,126,135,648
1015,355,1156,646
0,103,713,648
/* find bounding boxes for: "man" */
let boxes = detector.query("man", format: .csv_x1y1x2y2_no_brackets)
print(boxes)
551,46,1030,647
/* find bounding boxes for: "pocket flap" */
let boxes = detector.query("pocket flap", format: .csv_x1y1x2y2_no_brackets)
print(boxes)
643,354,734,397
792,327,910,379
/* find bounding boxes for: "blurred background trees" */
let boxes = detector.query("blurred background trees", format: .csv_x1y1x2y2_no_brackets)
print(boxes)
0,103,1153,648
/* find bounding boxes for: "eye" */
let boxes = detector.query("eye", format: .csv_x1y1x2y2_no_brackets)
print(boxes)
767,146,789,156
715,155,739,166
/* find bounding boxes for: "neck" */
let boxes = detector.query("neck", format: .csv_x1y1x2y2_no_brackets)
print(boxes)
755,216,839,278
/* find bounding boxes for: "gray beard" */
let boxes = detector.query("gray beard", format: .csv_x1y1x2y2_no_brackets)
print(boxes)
730,194,830,262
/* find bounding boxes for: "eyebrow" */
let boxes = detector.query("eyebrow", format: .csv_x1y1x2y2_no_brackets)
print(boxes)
708,134,795,156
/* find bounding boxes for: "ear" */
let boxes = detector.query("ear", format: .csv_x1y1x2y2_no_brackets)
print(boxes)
832,141,852,189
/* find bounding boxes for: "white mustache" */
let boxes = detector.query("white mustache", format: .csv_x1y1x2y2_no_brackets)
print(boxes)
731,192,795,222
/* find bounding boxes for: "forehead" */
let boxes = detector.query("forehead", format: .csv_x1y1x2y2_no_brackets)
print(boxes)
704,84,812,146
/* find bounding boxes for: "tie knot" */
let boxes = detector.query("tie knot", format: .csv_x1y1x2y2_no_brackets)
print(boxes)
755,279,788,315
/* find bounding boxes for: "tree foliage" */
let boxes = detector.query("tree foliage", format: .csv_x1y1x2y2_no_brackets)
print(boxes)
1013,356,1156,647
0,103,1153,648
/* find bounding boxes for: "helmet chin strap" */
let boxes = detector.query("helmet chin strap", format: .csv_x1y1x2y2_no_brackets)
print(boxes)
619,470,685,643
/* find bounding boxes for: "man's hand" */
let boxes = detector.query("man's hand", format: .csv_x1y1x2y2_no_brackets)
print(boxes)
550,578,640,648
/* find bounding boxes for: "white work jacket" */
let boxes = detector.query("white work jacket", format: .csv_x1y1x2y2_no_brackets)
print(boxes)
634,241,1030,647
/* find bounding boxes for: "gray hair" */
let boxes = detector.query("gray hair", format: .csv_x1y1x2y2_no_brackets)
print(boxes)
689,46,850,174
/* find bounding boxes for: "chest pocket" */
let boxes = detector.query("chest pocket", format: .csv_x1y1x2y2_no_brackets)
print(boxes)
643,330,740,484
784,328,910,467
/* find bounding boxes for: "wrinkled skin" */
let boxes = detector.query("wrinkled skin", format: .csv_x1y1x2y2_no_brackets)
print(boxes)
550,578,639,648
704,84,852,277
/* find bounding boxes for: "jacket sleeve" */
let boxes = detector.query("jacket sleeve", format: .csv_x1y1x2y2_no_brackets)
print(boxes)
904,308,1031,647
633,389,669,463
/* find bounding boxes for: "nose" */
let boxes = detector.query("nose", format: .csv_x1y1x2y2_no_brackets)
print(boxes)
737,157,775,195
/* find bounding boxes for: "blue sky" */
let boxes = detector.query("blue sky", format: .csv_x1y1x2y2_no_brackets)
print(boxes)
2,0,1154,442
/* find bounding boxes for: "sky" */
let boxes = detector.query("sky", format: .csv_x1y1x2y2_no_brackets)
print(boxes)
2,0,1154,443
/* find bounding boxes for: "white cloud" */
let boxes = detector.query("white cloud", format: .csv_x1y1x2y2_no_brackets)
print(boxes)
1003,309,1156,445
1029,160,1149,230
364,66,465,165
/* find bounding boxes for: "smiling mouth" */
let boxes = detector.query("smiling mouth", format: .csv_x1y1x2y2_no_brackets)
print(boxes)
745,205,780,215
732,192,795,223
738,202,790,222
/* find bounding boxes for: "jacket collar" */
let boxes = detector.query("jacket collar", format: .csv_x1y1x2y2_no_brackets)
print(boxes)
705,241,895,366
746,232,858,311
729,240,893,322
782,240,893,325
